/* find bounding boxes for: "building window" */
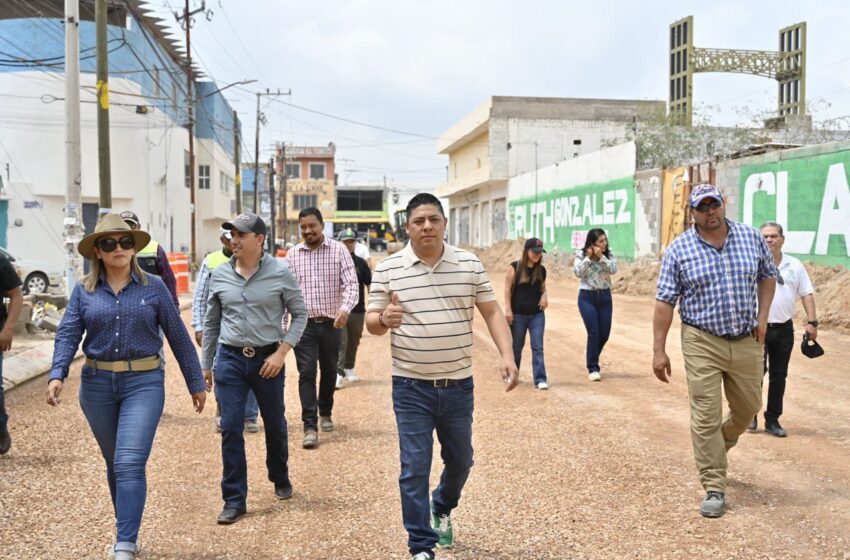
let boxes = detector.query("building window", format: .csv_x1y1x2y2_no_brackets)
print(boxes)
573,139,582,145
293,194,317,210
285,163,300,178
184,151,190,188
199,165,210,190
220,172,233,193
309,163,325,180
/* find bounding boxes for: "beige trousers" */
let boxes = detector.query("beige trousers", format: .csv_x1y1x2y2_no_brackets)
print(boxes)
681,324,763,492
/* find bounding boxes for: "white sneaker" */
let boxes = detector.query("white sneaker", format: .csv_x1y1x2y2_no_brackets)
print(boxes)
345,368,360,382
536,381,549,390
588,371,601,382
335,374,344,390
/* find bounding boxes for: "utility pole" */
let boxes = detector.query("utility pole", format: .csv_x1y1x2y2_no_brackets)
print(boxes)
268,156,276,253
253,88,290,213
176,0,207,274
95,0,111,213
64,0,83,294
234,109,241,214
280,142,288,243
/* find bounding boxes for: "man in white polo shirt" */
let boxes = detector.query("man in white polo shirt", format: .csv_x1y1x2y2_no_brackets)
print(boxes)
749,221,818,438
366,193,519,560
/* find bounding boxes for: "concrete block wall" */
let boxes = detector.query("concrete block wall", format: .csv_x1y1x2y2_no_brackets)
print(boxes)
634,169,663,257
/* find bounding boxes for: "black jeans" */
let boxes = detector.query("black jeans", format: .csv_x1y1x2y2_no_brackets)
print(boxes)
295,320,341,430
763,321,794,421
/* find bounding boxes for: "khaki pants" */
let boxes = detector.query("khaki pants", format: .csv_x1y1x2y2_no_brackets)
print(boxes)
681,324,763,492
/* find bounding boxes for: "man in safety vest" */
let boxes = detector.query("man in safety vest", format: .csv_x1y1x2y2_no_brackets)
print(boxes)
120,211,179,307
192,228,260,433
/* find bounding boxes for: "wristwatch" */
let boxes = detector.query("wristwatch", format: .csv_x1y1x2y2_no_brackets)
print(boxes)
807,320,819,327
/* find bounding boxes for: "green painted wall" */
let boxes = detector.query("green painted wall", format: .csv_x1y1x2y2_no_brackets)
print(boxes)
509,177,636,259
740,150,850,267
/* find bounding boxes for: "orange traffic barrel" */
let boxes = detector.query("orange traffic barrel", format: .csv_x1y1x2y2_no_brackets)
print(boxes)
167,252,189,295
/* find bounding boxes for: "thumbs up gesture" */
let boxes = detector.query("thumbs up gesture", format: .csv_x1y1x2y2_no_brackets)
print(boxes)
382,292,404,329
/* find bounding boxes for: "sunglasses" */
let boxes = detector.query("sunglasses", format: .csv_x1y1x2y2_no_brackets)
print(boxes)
97,236,136,252
694,201,722,213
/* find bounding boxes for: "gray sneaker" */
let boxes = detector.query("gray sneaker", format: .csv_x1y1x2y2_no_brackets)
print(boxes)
320,416,334,432
699,491,726,518
244,419,260,433
303,429,319,449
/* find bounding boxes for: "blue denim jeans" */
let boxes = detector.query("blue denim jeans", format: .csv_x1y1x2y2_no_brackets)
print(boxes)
215,345,290,510
0,353,7,431
78,365,165,553
214,382,259,421
577,289,613,373
511,312,547,385
392,376,475,557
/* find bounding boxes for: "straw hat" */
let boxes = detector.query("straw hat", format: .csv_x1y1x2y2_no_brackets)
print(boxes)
77,213,151,259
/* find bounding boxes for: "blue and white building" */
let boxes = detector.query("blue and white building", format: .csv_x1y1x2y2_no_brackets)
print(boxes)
0,0,240,267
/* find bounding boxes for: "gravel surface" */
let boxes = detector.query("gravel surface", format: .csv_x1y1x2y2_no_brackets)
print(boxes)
1,279,849,559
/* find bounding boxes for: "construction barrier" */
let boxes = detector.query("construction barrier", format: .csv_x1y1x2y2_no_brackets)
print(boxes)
167,252,190,295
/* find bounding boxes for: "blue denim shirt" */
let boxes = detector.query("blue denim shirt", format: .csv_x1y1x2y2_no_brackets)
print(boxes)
49,271,205,395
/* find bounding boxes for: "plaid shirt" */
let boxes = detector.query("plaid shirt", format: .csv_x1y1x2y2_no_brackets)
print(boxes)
286,237,358,318
191,257,213,331
656,219,777,337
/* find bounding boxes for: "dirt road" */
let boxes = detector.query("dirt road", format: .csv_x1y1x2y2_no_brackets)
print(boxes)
1,269,848,559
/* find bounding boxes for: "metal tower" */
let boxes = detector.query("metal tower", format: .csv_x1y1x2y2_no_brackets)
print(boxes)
668,16,806,126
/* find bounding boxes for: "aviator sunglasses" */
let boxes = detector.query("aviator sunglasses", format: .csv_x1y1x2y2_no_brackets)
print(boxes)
97,236,136,252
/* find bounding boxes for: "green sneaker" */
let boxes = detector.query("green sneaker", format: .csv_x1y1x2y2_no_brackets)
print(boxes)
431,509,454,549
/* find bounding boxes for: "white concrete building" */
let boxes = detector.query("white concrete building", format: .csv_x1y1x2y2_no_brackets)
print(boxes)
0,1,239,272
436,96,665,247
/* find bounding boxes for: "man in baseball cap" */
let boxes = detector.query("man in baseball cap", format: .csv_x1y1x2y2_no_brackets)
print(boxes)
688,183,724,209
120,210,178,307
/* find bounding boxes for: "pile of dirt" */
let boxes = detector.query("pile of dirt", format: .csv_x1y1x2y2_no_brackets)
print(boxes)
475,240,850,334
474,239,580,283
802,262,850,332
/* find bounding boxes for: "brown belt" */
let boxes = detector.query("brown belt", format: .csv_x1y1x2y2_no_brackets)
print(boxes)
85,355,161,373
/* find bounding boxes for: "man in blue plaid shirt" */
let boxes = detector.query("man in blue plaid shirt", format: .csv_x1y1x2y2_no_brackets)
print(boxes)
652,183,777,519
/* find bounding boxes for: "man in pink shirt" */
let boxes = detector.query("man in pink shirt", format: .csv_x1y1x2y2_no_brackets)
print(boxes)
286,207,358,448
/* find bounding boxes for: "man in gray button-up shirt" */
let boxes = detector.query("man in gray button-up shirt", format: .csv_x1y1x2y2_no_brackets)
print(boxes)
201,212,307,525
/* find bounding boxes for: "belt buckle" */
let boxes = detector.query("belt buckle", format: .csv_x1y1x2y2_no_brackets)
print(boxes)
242,347,255,358
432,379,447,388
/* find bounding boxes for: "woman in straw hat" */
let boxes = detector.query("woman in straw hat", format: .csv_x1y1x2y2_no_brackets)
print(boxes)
46,213,207,560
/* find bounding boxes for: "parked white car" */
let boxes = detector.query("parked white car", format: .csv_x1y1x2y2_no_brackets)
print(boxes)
0,247,62,294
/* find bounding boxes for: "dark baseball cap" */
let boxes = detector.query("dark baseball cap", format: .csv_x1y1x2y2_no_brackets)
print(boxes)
801,333,824,359
524,237,546,253
338,228,356,241
119,210,140,227
222,213,267,236
689,183,724,208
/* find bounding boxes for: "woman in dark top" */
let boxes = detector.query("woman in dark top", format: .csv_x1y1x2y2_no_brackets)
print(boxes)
504,238,549,389
46,214,206,560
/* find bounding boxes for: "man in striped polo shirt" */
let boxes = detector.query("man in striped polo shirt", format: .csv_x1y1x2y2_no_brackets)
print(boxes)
367,193,519,560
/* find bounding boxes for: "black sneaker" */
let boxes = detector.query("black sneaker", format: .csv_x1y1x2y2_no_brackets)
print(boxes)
764,420,787,438
275,482,293,500
747,416,758,433
217,507,247,524
0,426,11,455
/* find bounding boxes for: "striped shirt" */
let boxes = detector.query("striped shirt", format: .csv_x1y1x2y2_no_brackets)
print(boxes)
367,242,496,380
286,237,358,318
656,219,777,337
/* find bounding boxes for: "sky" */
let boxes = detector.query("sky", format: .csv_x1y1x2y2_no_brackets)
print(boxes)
145,0,850,190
